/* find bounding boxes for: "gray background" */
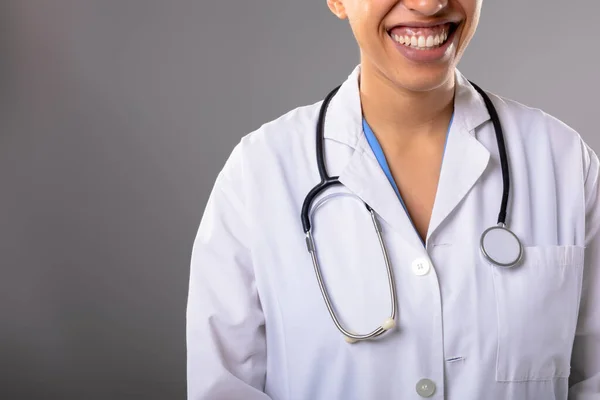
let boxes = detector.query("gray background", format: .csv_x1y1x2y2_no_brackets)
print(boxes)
1,1,597,399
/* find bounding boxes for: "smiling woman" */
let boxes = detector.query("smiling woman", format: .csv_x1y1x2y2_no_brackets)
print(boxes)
329,0,480,90
186,1,600,399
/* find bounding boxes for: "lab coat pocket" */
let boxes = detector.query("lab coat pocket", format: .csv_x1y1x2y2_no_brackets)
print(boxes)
491,245,584,382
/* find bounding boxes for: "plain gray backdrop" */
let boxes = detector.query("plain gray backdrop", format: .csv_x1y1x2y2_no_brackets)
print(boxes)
1,1,598,399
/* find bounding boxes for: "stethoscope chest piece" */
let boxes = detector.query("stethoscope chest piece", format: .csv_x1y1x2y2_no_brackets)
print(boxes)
480,224,523,268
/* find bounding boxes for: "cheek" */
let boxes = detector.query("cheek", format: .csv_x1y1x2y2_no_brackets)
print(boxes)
347,0,394,30
459,0,482,30
456,0,482,49
347,10,382,48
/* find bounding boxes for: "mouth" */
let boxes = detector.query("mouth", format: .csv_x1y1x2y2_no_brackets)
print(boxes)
386,21,461,63
387,21,460,51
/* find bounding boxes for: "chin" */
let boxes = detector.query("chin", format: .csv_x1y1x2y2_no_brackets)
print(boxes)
389,65,456,93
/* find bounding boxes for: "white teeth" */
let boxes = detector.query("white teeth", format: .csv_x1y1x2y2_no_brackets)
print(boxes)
391,28,451,50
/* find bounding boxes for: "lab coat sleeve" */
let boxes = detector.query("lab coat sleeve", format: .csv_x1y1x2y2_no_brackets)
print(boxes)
186,142,271,399
569,143,600,399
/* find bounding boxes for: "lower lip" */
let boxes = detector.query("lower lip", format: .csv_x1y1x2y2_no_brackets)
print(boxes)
389,26,459,63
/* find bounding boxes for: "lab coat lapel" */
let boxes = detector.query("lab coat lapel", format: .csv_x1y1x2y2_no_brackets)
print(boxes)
323,66,426,251
339,139,426,251
426,72,492,244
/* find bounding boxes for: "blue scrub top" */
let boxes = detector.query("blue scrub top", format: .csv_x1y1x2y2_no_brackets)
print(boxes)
362,115,454,243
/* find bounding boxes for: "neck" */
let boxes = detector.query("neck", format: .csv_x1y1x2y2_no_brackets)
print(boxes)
359,62,455,146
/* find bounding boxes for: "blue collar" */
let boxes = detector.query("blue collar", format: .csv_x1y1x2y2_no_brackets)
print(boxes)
362,115,454,243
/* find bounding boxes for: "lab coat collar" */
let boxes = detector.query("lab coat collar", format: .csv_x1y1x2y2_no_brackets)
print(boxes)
323,64,492,147
324,65,492,250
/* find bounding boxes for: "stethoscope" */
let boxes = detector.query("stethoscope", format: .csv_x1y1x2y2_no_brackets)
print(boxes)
301,82,524,343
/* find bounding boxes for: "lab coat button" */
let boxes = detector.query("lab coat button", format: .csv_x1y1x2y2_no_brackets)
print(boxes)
412,258,431,276
416,378,436,397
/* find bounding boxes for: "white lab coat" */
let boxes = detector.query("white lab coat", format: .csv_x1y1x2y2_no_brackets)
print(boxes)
187,65,600,399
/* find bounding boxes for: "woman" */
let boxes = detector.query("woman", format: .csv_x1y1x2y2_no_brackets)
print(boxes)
187,0,599,399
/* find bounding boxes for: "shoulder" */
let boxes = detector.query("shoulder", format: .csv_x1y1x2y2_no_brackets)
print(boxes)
217,99,323,187
488,92,595,176
487,91,600,212
488,92,581,146
241,100,323,151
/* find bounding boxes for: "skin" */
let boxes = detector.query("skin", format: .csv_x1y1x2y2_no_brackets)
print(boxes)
326,0,482,241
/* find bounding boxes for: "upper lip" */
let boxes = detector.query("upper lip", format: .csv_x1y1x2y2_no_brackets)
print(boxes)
387,19,461,30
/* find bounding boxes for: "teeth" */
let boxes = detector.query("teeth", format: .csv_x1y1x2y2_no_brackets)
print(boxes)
391,28,451,50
